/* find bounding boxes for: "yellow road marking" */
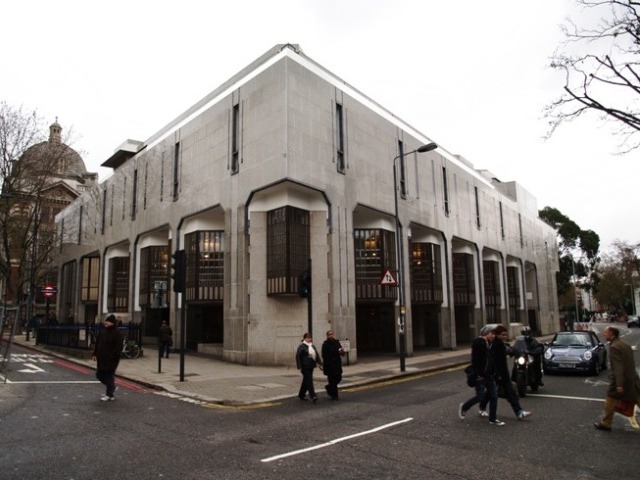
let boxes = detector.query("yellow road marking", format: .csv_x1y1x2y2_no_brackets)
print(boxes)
342,365,464,392
202,401,282,410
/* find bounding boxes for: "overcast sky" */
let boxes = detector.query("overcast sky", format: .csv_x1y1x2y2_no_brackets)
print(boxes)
3,0,637,251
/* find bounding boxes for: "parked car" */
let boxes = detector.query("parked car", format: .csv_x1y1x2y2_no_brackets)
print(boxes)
628,315,640,328
543,331,607,375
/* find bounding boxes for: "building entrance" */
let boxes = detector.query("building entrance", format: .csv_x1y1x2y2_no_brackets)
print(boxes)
355,303,395,354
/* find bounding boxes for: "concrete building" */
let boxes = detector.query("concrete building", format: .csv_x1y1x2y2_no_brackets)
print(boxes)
56,44,559,366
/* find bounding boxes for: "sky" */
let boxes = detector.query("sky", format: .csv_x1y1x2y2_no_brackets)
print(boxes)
2,0,638,252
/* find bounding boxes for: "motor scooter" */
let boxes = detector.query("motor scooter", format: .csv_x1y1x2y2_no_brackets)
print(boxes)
510,335,543,397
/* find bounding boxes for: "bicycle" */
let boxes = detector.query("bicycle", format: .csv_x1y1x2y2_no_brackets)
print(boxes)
121,338,141,359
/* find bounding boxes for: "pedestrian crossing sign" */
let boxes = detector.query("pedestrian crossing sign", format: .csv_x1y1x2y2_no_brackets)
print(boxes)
380,268,398,286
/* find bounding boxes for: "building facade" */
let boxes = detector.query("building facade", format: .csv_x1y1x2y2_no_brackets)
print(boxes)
56,44,559,366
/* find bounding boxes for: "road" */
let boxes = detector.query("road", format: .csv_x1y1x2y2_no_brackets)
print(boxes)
1,328,638,480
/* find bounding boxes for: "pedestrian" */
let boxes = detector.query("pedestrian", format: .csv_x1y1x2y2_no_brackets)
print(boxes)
479,324,531,420
296,332,322,403
594,326,640,431
158,320,173,359
458,325,505,425
321,329,345,400
92,314,124,401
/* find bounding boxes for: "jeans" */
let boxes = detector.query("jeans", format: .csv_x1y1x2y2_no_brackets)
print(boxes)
96,369,116,397
462,378,498,421
481,378,522,416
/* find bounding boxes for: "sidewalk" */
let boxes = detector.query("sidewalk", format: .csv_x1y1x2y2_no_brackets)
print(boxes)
9,336,470,405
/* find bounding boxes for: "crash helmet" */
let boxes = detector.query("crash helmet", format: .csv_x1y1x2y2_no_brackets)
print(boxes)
521,326,532,337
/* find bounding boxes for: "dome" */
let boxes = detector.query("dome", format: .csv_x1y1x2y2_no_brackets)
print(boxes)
20,120,88,178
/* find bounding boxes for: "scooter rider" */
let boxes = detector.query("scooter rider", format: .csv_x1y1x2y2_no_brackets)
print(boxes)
521,327,544,387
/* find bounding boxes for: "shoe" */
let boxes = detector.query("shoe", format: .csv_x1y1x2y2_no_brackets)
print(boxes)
458,403,466,419
593,422,611,431
298,396,308,401
100,395,115,402
489,419,505,426
478,409,489,417
518,410,531,420
311,397,318,403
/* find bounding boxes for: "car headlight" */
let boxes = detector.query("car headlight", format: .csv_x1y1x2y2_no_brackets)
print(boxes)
583,351,592,360
517,356,526,366
544,350,552,360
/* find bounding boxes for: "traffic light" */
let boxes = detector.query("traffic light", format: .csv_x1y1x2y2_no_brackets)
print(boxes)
298,269,311,298
171,250,186,293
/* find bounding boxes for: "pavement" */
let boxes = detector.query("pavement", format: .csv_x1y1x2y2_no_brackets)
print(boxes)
7,335,471,405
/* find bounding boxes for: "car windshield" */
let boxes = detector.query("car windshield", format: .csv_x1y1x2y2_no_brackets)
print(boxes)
551,334,591,347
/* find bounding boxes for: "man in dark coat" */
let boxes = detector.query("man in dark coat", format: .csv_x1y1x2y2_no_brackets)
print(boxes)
158,320,173,359
295,333,322,402
321,330,345,400
479,324,531,420
594,326,640,431
459,325,504,425
92,314,124,401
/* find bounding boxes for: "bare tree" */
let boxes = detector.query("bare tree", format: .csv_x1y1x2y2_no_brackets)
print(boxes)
0,101,69,309
546,0,640,152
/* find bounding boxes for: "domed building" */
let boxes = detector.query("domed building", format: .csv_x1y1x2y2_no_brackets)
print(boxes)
2,120,98,322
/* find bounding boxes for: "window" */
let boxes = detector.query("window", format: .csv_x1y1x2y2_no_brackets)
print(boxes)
185,231,225,301
143,162,148,210
474,186,481,229
173,142,180,201
80,256,100,302
518,213,523,247
131,168,138,220
452,253,475,305
354,229,397,300
499,201,505,239
442,167,450,216
107,257,130,312
398,140,407,198
507,266,520,321
336,103,345,173
139,246,169,307
410,242,443,304
231,104,240,174
78,205,83,245
100,188,107,234
483,260,501,322
266,206,310,295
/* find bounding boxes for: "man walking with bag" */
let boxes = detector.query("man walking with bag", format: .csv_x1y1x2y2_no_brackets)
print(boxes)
594,326,640,431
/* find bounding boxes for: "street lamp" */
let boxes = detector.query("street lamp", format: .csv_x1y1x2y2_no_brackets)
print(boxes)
393,142,438,372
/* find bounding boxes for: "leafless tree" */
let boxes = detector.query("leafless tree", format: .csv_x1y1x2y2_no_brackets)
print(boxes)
0,101,68,307
546,0,640,152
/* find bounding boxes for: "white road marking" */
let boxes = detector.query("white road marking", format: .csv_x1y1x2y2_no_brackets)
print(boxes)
261,417,414,463
18,363,45,373
528,393,603,402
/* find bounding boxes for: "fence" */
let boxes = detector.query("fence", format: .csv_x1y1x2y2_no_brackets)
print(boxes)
35,323,142,351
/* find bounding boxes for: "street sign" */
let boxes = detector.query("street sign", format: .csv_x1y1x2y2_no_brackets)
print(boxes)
41,284,58,298
380,268,398,286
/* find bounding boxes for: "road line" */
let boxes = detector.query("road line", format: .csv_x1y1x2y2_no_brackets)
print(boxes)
528,393,603,402
260,417,413,463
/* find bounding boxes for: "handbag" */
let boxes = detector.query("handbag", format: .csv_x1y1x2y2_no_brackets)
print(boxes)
464,365,476,387
614,400,635,417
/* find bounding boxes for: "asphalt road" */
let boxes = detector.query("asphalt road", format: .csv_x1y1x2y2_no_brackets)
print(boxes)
1,328,638,480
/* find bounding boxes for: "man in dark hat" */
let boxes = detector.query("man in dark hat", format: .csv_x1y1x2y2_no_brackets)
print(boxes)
92,314,123,401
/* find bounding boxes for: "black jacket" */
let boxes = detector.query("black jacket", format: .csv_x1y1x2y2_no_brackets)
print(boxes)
93,326,123,371
470,336,495,380
321,338,343,377
296,342,322,371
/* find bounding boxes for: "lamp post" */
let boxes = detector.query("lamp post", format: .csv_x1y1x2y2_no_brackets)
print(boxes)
393,142,438,372
625,283,636,316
